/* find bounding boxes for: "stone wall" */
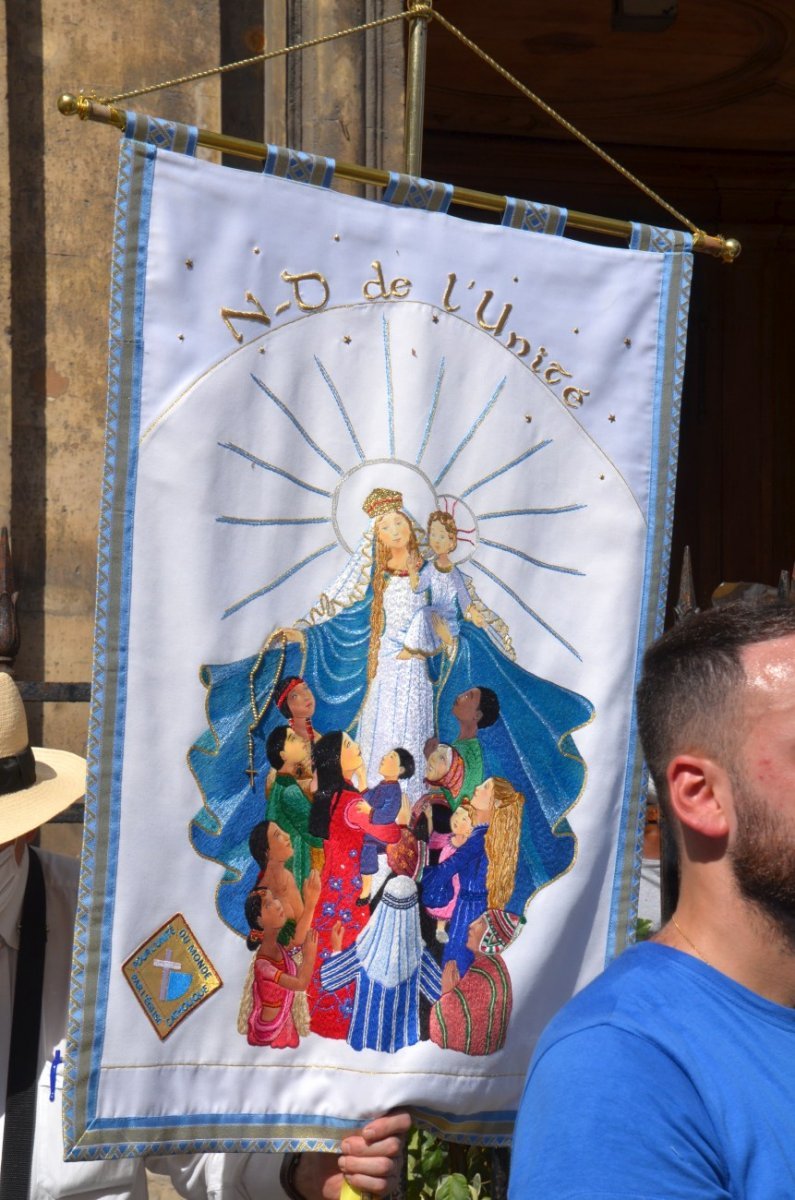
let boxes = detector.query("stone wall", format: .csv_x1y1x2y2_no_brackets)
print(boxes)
2,0,404,762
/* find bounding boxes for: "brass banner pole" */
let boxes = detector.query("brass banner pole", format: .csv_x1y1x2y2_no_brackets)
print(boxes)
403,0,432,175
56,95,740,262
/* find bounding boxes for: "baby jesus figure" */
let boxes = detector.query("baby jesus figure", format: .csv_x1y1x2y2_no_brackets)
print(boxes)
399,510,485,660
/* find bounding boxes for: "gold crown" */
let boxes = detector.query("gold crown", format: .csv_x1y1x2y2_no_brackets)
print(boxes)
362,487,403,519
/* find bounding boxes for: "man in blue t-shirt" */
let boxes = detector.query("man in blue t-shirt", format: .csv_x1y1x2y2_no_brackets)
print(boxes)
510,603,795,1199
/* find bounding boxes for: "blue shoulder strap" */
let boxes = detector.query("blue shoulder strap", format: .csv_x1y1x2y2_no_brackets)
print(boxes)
502,197,567,236
262,145,336,189
123,111,198,156
382,171,453,213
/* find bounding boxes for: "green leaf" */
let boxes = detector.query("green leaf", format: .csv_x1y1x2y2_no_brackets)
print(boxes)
435,1173,471,1200
424,1147,446,1174
634,917,654,942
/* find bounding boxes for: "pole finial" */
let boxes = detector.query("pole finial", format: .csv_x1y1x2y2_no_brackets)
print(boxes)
57,93,92,118
674,545,698,623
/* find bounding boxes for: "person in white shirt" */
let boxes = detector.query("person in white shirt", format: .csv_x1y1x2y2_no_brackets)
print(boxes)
0,672,407,1200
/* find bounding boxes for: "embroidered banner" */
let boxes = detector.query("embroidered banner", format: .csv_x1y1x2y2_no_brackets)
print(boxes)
66,132,692,1157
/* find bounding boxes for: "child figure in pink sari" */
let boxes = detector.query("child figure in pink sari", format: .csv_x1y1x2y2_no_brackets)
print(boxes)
244,885,317,1048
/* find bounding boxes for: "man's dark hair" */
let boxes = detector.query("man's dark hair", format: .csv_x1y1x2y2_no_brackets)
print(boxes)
476,686,500,729
637,604,795,811
395,747,415,780
266,725,289,770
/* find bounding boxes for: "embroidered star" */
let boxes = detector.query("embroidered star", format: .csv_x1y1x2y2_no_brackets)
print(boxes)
259,347,266,355
333,234,341,242
411,348,417,357
343,335,352,344
177,333,185,341
431,313,439,324
525,415,533,423
608,414,616,423
253,246,261,255
599,474,605,481
184,259,194,270
624,337,632,347
513,276,519,283
573,327,579,334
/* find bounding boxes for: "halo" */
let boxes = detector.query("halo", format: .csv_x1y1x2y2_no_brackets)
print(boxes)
433,494,480,564
332,458,438,553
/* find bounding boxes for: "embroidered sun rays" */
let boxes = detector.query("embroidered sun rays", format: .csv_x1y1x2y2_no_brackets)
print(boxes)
216,311,587,655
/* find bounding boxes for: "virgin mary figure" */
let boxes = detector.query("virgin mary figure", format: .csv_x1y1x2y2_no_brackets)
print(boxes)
190,486,593,937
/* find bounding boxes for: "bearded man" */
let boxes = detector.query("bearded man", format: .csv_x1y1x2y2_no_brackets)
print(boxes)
510,603,795,1199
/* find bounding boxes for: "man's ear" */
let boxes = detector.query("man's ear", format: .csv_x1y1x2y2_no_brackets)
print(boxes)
666,754,731,839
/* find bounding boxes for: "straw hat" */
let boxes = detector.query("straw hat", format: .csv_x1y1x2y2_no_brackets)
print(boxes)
0,672,86,843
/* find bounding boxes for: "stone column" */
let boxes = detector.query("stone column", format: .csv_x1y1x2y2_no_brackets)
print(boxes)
5,0,405,757
0,1,10,535
5,0,222,749
264,0,405,194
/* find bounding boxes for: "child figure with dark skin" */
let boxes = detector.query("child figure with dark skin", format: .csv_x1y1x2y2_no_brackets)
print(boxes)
266,724,324,891
265,676,322,800
425,685,501,806
249,819,321,948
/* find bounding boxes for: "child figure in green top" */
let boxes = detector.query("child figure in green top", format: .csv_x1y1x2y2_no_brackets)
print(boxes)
450,685,500,799
265,725,324,894
425,686,501,808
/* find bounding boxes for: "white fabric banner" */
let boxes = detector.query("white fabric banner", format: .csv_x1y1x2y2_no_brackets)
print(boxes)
66,127,692,1156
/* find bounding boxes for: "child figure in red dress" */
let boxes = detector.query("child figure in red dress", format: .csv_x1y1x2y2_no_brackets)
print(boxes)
307,730,402,1039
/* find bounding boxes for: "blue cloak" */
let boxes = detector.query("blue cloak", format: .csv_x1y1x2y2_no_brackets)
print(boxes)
189,579,592,934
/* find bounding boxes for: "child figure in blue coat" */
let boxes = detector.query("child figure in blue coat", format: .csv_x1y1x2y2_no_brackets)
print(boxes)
357,747,415,904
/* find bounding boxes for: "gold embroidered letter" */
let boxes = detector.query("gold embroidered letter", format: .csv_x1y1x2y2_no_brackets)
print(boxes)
562,386,590,408
441,273,461,313
543,362,573,386
506,333,531,357
363,261,390,300
530,347,547,372
280,270,330,312
476,291,512,337
220,292,271,343
363,261,412,300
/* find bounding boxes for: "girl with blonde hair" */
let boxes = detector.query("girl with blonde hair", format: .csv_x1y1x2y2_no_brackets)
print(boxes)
422,775,525,975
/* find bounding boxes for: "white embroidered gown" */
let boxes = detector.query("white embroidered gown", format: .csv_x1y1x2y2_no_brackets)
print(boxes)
356,572,434,802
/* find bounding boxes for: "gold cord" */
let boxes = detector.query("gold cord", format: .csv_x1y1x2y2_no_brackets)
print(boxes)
671,915,708,963
94,2,704,240
429,9,701,237
99,9,414,106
